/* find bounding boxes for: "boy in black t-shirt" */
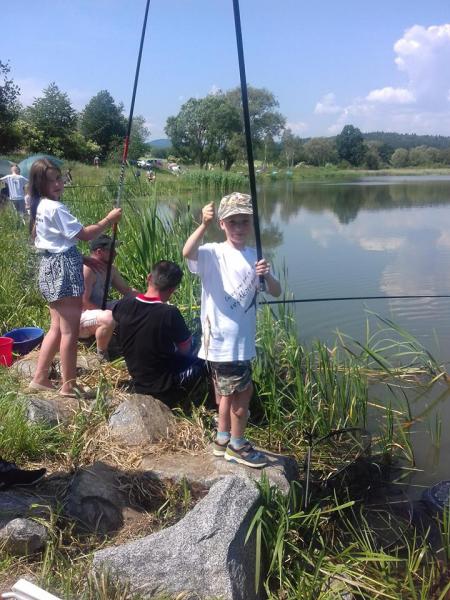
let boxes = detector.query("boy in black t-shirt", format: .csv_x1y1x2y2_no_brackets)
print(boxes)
112,260,205,405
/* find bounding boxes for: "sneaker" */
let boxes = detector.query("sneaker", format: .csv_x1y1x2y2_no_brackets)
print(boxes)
212,439,229,457
0,460,47,490
224,442,267,468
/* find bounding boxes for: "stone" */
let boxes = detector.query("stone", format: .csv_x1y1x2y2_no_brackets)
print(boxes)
108,393,175,446
141,446,298,494
64,462,128,534
93,475,261,600
24,396,60,426
0,517,48,555
12,355,39,379
22,394,81,426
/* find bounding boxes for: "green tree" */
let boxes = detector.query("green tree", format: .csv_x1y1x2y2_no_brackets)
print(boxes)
166,95,241,169
336,125,365,166
128,116,150,160
390,148,409,168
109,115,150,161
408,146,430,166
281,129,306,167
225,86,285,157
304,137,337,166
80,90,126,156
24,82,77,156
0,61,21,152
364,141,381,170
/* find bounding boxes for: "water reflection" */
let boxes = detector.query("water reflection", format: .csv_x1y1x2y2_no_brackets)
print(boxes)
260,179,450,224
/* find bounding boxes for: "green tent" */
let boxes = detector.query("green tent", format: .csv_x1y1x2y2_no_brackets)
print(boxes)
18,154,63,179
0,159,13,177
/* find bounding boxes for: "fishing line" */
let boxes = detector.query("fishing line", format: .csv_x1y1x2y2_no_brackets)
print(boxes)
260,294,450,305
232,0,265,291
102,0,151,309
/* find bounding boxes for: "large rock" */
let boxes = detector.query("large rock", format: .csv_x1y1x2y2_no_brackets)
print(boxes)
108,394,175,446
0,517,48,555
141,446,298,494
93,475,261,600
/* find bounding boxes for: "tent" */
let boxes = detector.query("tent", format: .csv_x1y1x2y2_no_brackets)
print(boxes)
0,158,13,177
18,154,63,179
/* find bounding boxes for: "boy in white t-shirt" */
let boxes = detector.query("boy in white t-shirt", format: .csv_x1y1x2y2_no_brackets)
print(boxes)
0,165,28,216
183,192,281,468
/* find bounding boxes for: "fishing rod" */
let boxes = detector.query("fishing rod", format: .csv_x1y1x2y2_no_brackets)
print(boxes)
102,0,151,309
260,294,450,305
232,0,265,291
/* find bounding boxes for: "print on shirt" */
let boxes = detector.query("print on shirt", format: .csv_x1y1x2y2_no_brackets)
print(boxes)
224,268,256,312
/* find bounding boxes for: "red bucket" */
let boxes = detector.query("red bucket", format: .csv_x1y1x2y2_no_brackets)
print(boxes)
0,336,13,367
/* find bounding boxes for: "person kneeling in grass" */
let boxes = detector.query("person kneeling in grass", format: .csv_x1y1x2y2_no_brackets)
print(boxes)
112,260,206,406
183,193,282,469
79,234,138,361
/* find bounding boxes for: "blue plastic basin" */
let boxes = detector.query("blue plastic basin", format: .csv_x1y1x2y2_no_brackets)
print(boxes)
3,327,44,355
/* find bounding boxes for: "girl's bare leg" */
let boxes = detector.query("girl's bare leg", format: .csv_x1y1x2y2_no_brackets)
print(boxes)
57,296,82,394
31,304,61,388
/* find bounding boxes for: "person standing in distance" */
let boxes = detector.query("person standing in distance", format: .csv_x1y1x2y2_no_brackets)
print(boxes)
1,165,28,217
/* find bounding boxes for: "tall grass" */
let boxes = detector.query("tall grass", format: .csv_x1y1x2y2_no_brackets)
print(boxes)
250,476,450,599
1,164,448,597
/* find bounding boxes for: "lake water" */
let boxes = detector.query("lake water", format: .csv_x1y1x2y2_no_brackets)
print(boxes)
257,177,450,357
255,176,450,495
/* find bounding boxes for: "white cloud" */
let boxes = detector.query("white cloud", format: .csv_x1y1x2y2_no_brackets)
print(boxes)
366,87,415,104
393,24,450,103
324,23,450,135
314,92,341,115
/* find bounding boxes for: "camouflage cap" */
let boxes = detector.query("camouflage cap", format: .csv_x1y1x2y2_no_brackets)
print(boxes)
217,192,253,221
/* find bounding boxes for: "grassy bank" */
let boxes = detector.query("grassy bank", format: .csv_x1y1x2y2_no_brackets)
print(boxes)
0,166,449,598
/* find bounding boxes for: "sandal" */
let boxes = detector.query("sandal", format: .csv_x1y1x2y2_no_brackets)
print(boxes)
59,386,96,400
28,381,57,392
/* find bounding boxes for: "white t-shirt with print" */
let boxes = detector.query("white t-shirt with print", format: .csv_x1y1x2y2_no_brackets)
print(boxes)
188,242,259,362
35,198,83,253
1,174,28,199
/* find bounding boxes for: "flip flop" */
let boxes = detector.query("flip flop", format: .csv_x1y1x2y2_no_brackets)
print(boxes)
28,381,57,392
59,386,96,400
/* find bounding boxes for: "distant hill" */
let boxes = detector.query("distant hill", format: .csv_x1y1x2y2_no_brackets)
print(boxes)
363,131,450,150
149,138,172,150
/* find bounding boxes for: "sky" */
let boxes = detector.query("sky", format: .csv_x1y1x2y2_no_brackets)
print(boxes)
3,0,450,139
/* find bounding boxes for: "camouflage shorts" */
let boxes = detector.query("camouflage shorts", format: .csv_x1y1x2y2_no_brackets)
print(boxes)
208,360,252,397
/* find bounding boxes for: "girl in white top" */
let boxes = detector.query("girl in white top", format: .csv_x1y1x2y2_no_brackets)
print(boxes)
28,158,122,397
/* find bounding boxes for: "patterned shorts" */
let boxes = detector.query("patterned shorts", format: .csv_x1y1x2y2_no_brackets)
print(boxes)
38,246,84,303
208,360,252,396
